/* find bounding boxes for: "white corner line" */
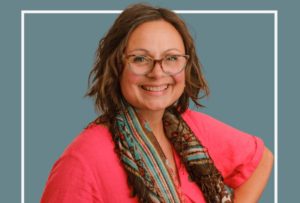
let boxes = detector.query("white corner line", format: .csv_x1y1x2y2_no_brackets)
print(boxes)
21,10,278,203
174,10,277,14
274,10,278,203
21,11,25,203
21,10,278,15
21,10,123,14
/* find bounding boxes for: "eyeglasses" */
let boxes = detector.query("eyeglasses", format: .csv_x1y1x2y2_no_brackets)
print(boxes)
124,54,189,75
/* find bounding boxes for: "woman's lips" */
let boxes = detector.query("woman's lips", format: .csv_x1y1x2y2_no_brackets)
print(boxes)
140,84,169,92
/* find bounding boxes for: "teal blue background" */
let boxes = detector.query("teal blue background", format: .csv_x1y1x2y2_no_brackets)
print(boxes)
0,0,298,202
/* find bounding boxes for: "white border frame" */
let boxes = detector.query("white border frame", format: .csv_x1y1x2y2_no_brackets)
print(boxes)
21,10,278,203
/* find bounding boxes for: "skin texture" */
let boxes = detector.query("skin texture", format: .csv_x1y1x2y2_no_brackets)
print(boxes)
120,20,274,202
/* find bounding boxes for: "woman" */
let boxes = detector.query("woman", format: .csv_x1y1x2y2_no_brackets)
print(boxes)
41,3,273,203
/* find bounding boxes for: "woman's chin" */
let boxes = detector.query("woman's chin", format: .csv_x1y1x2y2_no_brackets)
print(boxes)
137,102,170,112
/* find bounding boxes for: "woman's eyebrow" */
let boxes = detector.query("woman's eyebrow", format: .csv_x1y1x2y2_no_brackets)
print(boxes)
127,48,182,55
163,48,182,53
126,48,150,54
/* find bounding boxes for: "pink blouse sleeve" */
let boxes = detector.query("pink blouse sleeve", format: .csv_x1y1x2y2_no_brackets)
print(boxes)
183,110,265,188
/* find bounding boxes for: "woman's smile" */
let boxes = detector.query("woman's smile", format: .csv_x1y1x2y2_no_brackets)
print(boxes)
140,84,169,93
141,84,168,92
120,20,186,113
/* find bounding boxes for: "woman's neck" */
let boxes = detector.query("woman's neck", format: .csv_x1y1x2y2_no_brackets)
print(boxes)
136,109,165,136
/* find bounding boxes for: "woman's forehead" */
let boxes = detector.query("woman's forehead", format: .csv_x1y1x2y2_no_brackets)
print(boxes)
125,20,185,55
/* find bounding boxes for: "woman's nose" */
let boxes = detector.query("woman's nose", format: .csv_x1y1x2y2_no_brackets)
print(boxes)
146,60,166,78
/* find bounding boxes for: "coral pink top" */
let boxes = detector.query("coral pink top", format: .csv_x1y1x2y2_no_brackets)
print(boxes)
41,109,264,203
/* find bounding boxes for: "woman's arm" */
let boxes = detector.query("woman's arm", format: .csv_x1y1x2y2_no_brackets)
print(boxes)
234,147,274,203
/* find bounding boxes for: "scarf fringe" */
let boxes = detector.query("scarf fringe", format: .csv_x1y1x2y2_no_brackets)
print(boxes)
188,163,233,203
127,172,153,203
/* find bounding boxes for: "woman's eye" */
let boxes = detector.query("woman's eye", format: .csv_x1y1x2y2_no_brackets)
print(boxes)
166,55,178,61
132,56,147,63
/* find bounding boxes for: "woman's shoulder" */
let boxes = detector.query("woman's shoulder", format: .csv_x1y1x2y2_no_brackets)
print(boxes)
182,108,251,135
71,122,111,146
182,108,219,123
182,108,223,131
181,108,262,145
182,108,207,119
61,122,115,163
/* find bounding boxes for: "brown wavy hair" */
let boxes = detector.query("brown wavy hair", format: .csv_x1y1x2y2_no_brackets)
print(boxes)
86,3,209,123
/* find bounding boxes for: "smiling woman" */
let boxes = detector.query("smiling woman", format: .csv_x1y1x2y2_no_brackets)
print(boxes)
120,20,186,114
40,3,273,203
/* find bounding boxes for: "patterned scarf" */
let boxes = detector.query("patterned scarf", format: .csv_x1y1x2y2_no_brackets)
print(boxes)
113,105,234,203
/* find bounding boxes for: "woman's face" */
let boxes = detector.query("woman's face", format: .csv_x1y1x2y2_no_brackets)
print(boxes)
120,20,186,114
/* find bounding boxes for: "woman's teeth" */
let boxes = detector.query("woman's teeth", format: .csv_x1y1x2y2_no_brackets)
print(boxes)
141,85,168,92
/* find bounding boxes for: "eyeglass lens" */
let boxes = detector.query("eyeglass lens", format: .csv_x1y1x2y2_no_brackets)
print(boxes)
127,55,188,75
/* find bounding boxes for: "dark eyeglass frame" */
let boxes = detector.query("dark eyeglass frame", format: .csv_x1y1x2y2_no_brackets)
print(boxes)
124,54,190,76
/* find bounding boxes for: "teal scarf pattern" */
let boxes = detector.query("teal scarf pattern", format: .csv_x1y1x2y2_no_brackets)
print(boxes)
114,105,233,203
